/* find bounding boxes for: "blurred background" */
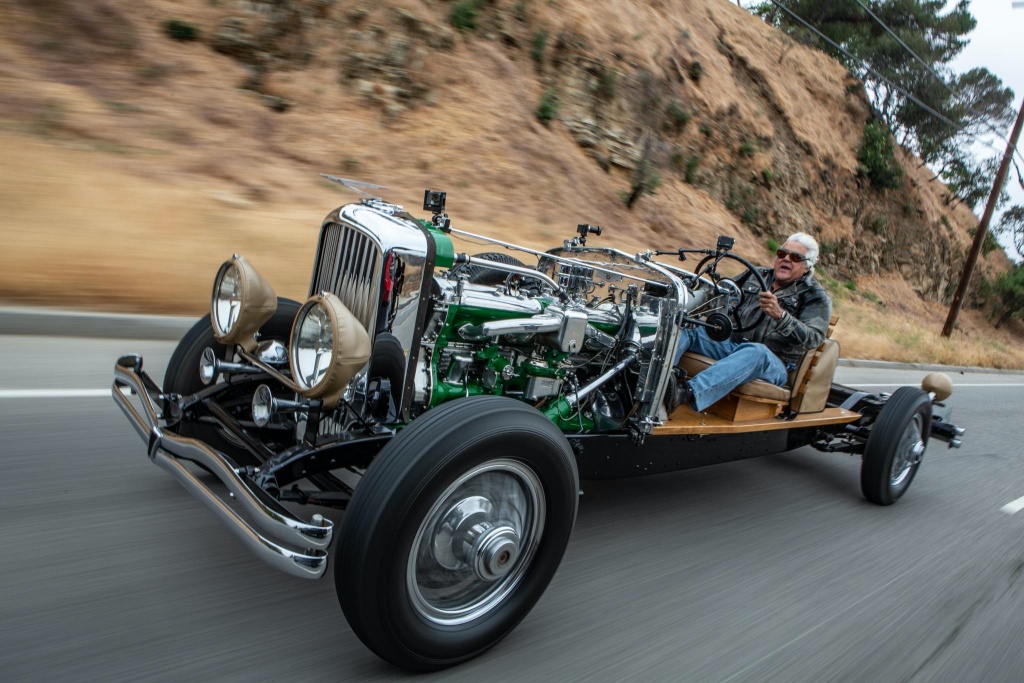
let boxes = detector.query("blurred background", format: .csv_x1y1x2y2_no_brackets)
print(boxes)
1,0,1023,365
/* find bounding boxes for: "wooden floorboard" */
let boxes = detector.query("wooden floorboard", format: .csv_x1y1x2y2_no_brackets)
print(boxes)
653,405,861,435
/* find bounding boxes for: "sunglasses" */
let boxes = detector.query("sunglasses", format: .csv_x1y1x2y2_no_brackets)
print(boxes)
776,248,808,263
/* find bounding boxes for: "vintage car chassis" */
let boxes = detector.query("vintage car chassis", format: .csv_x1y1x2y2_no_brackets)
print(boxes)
111,187,965,670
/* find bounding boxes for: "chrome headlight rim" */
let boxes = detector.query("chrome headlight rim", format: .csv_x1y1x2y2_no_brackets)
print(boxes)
209,254,278,351
288,292,373,403
289,295,341,398
211,260,243,338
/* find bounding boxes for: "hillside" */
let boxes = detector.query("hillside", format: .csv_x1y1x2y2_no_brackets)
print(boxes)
1,0,1022,366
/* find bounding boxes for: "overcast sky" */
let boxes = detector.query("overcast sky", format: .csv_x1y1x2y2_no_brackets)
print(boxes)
950,0,1024,259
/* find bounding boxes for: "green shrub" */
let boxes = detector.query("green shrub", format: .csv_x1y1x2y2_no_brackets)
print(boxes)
725,185,752,213
741,205,760,224
622,173,661,208
865,214,888,235
164,19,199,42
594,66,617,100
531,29,548,64
688,61,703,82
766,237,780,254
761,167,779,185
684,155,700,184
857,121,903,189
699,122,712,138
665,100,691,133
738,140,756,157
819,240,839,257
535,87,559,125
450,0,483,31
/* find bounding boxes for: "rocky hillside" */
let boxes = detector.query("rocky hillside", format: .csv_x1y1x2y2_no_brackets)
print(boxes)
0,0,1012,313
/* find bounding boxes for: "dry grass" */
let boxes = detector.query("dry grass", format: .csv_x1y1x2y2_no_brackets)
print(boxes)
829,275,1024,369
0,0,1021,369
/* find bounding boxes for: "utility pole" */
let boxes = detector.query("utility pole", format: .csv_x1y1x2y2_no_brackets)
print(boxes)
941,97,1024,337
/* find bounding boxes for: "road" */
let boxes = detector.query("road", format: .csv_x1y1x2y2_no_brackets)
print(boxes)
2,334,1023,681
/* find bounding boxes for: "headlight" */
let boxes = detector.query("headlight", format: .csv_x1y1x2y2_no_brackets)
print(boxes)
289,293,372,402
293,302,334,389
210,254,278,351
212,263,242,336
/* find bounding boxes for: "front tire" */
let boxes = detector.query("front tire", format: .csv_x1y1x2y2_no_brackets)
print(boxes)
162,297,301,461
860,387,931,505
163,297,301,396
335,396,579,671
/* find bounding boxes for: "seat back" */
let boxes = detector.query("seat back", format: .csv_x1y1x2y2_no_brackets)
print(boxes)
787,314,840,414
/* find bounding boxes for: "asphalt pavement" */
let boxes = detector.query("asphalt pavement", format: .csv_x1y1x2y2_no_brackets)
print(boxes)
1,325,1023,681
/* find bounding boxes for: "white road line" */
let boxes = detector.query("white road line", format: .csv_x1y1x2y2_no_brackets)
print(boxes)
1000,496,1024,515
852,383,1024,388
0,389,110,399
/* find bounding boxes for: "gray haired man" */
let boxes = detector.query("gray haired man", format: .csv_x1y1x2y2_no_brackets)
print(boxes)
667,232,833,412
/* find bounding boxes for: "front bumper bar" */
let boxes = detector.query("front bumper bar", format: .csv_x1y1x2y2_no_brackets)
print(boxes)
112,354,331,579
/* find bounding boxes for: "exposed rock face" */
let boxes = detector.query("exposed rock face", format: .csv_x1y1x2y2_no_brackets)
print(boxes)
0,0,1001,308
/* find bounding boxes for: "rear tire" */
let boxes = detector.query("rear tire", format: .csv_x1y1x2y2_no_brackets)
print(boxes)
860,387,931,505
335,396,578,671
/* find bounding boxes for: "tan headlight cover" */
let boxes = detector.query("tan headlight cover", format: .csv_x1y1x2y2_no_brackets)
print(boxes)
212,255,278,352
291,293,372,405
921,372,952,401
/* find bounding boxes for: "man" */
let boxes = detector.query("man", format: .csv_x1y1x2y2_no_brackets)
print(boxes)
665,232,832,413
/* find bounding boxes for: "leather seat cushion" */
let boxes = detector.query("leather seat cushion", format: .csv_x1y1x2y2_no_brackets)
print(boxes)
678,352,791,402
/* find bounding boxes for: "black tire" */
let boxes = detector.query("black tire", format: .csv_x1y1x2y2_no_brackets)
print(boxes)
162,297,301,460
367,333,407,419
860,386,931,505
335,396,579,671
448,252,527,285
163,297,301,395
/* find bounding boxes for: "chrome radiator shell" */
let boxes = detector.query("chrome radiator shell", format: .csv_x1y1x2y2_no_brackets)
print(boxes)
309,203,436,419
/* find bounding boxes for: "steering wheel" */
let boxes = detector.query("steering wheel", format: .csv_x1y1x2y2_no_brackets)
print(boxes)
691,252,770,337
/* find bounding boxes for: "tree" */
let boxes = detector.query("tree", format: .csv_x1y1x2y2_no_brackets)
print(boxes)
752,1,1015,207
991,264,1024,329
999,205,1024,259
940,155,1010,212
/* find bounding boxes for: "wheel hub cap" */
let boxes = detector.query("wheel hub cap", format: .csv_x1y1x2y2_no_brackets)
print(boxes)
409,460,545,625
470,524,520,580
891,414,924,487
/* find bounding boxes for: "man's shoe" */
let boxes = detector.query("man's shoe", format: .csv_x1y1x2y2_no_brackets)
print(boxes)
663,368,694,414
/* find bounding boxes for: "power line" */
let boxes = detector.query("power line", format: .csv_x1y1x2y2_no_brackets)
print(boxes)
759,0,1024,166
846,0,1024,165
849,0,953,95
763,0,959,127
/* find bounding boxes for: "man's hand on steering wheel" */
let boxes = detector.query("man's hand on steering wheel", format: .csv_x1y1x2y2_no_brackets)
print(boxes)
688,250,770,335
758,291,785,320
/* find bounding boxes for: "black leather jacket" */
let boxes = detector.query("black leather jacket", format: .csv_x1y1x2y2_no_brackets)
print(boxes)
733,268,833,366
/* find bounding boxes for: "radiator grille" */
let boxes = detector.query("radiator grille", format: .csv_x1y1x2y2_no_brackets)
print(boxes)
310,222,382,334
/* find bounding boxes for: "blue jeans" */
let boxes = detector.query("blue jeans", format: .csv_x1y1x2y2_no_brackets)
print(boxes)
672,328,789,412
